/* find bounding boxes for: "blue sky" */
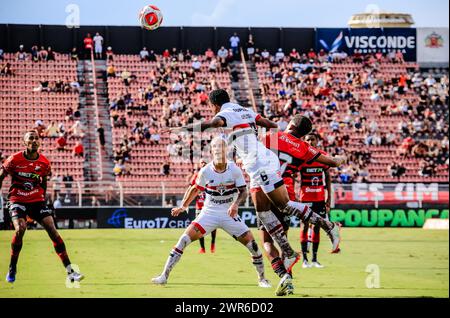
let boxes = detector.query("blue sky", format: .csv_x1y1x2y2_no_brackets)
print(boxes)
0,0,448,27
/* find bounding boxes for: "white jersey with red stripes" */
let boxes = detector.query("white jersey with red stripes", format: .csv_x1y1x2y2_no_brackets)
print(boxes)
194,161,246,215
214,102,280,177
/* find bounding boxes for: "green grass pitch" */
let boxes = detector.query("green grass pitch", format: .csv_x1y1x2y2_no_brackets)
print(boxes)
0,228,448,298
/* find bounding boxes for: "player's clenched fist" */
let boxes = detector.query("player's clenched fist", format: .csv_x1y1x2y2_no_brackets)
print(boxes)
171,206,186,217
227,203,239,218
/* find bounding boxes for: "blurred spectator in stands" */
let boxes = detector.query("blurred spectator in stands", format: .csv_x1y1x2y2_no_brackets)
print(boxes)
53,195,63,209
0,150,4,163
34,119,45,136
191,57,201,72
419,158,436,177
45,122,60,138
107,64,116,77
161,160,171,176
246,35,255,60
73,141,84,158
307,48,316,60
140,47,149,61
91,196,101,207
93,32,104,59
97,125,106,148
229,32,240,56
65,107,74,122
37,46,48,61
0,48,3,60
30,45,39,62
275,48,285,63
83,33,93,58
395,50,404,63
70,47,79,61
208,58,218,72
389,162,406,180
261,49,270,61
289,48,300,62
70,79,81,93
0,62,13,76
205,47,214,61
150,128,161,145
69,120,85,138
217,46,228,60
56,133,68,151
106,46,114,61
46,47,55,62
16,45,27,61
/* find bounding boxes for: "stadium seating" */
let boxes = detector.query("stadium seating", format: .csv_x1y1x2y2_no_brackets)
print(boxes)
106,54,232,192
0,53,84,185
255,57,449,183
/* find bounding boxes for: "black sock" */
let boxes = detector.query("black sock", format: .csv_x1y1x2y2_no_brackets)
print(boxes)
312,242,319,262
199,237,205,249
270,257,287,278
301,242,309,262
211,230,216,245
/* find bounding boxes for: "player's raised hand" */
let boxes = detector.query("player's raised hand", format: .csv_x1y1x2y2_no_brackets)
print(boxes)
227,203,239,218
171,206,186,217
335,155,347,167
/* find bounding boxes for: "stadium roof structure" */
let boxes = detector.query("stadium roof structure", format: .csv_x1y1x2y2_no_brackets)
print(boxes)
348,12,415,28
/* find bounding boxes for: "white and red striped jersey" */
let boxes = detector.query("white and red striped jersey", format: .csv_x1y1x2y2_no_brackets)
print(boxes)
214,102,279,176
194,161,246,215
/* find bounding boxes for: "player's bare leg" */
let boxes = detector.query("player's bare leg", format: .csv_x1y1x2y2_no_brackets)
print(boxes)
6,218,27,283
40,216,84,282
236,230,270,288
152,223,202,284
265,185,341,253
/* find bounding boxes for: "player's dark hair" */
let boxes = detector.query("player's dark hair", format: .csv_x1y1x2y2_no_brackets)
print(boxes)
290,115,313,137
209,89,230,106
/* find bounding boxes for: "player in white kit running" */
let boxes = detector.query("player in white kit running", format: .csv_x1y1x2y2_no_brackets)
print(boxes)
167,89,344,296
152,137,271,288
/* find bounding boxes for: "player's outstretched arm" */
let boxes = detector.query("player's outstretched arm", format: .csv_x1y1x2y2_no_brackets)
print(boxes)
255,115,278,129
171,185,201,217
315,154,346,168
167,116,225,133
228,186,248,218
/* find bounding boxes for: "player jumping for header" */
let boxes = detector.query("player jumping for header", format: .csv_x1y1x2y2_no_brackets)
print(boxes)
0,130,84,283
167,89,345,296
152,137,271,288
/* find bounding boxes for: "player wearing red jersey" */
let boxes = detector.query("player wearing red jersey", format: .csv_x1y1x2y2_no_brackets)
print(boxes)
189,159,218,253
0,130,84,283
299,134,332,268
259,119,343,287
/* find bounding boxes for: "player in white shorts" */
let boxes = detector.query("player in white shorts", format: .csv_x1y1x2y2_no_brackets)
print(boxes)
167,89,345,296
152,137,271,288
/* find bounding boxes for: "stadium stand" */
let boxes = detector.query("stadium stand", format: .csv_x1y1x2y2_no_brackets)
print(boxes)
0,52,84,186
106,52,232,192
254,51,449,183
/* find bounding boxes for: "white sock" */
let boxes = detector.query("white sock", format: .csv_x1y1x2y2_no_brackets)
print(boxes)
245,240,265,280
283,201,333,232
162,234,192,279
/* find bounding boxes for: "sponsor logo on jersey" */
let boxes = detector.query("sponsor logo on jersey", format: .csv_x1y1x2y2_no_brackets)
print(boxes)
16,189,39,196
280,134,300,148
210,197,234,205
17,172,40,180
304,187,323,193
305,167,324,173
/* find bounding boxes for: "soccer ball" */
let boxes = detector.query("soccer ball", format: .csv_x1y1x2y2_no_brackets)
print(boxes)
139,5,163,31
